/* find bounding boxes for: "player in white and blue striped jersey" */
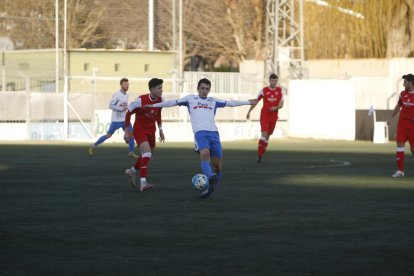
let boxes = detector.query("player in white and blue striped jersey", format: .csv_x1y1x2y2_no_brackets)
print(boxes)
88,78,137,158
147,78,256,198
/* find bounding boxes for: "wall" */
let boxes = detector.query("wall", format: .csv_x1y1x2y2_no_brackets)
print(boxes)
304,58,414,109
68,49,175,93
288,79,355,140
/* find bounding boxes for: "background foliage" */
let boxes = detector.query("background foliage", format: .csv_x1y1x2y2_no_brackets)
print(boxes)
0,0,413,70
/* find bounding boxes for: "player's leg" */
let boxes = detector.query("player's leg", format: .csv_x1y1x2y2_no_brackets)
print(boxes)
209,133,223,187
123,124,137,158
199,148,217,199
257,116,270,162
393,123,407,177
88,122,117,156
210,156,222,189
136,134,156,191
125,145,140,188
195,131,214,179
125,133,152,191
199,132,221,198
199,148,214,178
261,121,276,158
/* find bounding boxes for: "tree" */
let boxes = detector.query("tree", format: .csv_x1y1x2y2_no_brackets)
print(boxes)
0,0,56,49
154,0,265,71
304,0,413,59
386,0,414,57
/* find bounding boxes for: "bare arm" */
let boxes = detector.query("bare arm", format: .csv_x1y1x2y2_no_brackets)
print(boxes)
246,102,258,119
157,111,165,142
391,103,401,119
124,110,133,140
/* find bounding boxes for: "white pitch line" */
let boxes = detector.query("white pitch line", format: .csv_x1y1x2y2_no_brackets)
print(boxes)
304,159,351,169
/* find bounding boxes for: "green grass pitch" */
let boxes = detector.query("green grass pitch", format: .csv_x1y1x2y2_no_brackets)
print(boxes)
1,139,414,275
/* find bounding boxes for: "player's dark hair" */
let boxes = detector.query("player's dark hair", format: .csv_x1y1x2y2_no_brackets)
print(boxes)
197,78,211,88
269,73,278,80
148,78,163,90
402,74,414,84
120,78,128,85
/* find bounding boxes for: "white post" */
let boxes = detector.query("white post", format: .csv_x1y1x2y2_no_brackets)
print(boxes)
1,52,5,92
55,0,59,94
92,68,98,114
172,0,176,51
63,0,68,140
178,0,183,93
148,0,154,51
172,0,177,94
25,77,31,140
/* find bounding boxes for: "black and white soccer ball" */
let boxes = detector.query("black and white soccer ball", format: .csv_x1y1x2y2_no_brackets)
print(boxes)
191,174,208,191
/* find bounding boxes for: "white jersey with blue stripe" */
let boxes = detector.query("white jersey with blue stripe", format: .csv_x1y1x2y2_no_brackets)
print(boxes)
176,94,226,133
152,94,250,133
109,90,128,122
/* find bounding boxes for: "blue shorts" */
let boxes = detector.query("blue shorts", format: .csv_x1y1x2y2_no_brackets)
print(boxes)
194,131,222,158
107,121,132,134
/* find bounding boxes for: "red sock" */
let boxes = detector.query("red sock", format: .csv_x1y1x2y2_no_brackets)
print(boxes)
396,151,404,171
139,157,151,178
258,139,268,157
133,156,141,171
263,141,268,155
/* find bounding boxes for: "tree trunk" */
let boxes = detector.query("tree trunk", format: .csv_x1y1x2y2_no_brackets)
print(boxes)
386,0,414,57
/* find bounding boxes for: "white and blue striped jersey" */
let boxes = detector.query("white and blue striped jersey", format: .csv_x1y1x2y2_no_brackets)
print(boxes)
152,94,250,133
109,90,128,122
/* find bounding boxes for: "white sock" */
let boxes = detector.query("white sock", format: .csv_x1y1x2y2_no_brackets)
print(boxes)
140,178,147,186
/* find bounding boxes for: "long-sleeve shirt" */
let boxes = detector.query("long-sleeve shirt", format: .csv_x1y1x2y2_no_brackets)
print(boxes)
152,94,250,133
109,89,128,122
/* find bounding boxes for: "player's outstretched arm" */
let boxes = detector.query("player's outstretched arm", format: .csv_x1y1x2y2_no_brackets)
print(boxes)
225,99,257,107
144,100,179,109
246,99,258,119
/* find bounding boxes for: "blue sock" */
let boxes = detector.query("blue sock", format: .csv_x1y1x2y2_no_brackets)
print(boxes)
216,172,222,187
95,135,107,146
128,138,134,152
201,160,213,178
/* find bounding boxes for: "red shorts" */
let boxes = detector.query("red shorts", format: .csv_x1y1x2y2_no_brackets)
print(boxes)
134,132,156,149
396,118,414,146
260,117,277,135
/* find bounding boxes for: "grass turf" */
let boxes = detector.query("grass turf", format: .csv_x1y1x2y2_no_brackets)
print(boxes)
1,139,414,275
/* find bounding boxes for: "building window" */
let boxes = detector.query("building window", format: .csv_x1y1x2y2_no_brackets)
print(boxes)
144,64,150,72
114,63,120,72
83,63,90,71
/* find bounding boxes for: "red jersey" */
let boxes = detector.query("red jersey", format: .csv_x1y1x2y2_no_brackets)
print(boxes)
257,86,284,121
397,90,414,120
125,94,163,135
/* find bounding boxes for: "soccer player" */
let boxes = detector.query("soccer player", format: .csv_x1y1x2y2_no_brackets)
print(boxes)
390,73,414,178
89,78,136,158
124,78,165,192
246,73,284,163
146,78,256,198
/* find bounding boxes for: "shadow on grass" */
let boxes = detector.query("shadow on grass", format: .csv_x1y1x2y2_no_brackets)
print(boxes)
0,142,413,275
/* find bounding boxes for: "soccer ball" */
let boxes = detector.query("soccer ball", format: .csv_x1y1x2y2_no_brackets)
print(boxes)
192,174,208,191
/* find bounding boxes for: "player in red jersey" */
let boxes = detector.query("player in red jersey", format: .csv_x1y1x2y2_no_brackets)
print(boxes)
124,78,165,191
246,73,284,163
390,74,414,177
